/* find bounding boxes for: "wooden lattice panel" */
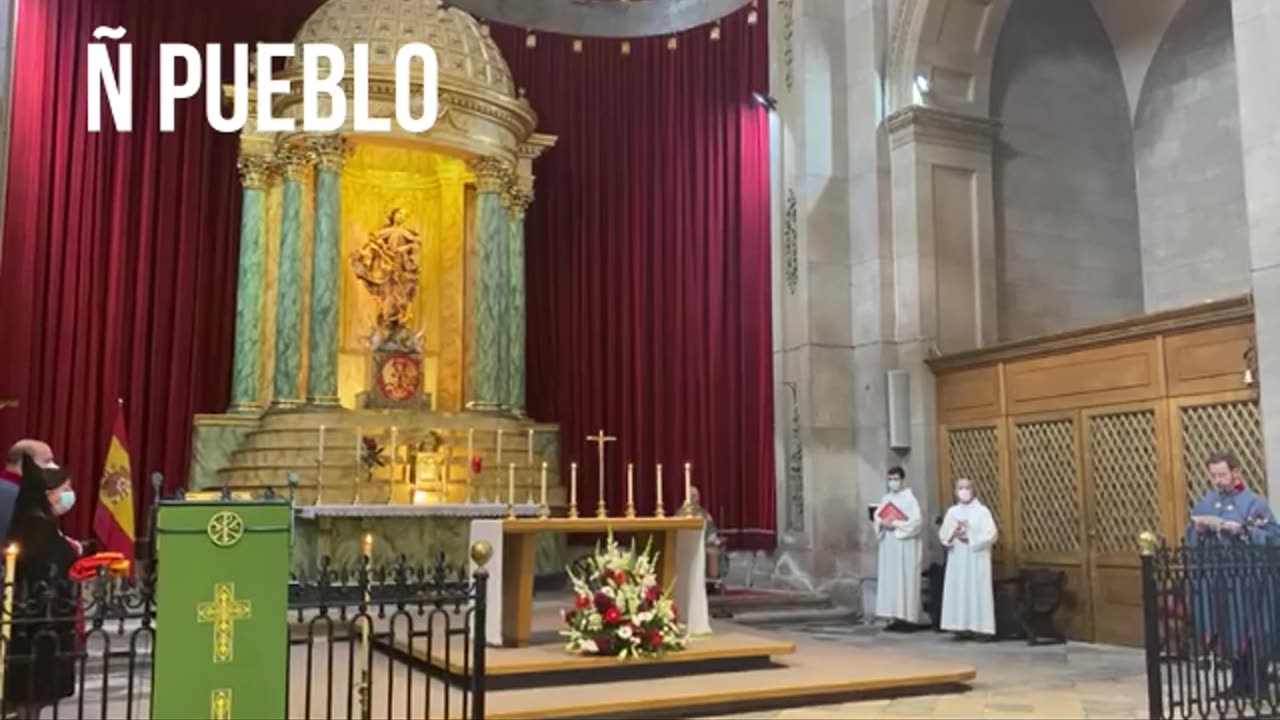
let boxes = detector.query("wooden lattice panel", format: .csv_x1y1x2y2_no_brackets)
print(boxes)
1088,410,1160,554
1180,400,1263,506
1015,419,1081,555
947,427,1002,535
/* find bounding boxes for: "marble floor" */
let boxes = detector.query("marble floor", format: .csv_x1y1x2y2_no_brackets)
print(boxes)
704,621,1149,720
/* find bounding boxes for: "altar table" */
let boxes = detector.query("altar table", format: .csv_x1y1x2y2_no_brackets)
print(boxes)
469,517,711,647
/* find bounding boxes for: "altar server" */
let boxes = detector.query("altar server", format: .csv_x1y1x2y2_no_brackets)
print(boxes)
874,466,923,629
938,477,997,638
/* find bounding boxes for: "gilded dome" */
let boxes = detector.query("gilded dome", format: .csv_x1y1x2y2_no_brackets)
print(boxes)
290,0,515,98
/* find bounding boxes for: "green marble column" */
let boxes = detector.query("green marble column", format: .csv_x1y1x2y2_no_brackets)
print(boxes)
466,158,510,411
228,155,272,412
503,188,531,416
307,137,344,406
272,150,311,408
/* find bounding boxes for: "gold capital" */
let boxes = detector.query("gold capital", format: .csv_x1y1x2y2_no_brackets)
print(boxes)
503,185,533,219
277,146,315,180
468,156,511,193
311,135,349,172
237,154,275,189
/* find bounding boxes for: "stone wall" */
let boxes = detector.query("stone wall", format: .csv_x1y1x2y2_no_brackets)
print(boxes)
1135,0,1250,311
991,0,1144,341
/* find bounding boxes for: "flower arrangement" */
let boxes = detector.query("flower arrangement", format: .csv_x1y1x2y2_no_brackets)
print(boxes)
561,531,688,659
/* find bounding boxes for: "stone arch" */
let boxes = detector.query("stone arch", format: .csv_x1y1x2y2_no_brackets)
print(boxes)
888,0,1012,118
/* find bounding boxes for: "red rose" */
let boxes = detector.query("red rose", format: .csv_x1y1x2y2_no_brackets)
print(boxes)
647,630,663,648
613,570,627,585
644,585,659,602
470,455,483,474
565,610,577,624
575,594,591,609
603,606,622,624
594,592,612,611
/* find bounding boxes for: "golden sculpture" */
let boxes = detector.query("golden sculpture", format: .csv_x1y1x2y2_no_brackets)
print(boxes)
350,208,423,337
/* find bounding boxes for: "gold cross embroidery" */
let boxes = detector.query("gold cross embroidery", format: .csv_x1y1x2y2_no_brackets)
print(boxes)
197,583,251,663
211,688,232,720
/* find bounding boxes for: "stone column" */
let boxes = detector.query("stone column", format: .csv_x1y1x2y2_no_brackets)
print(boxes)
228,154,274,412
466,157,511,412
271,148,313,409
502,184,532,416
1231,0,1280,502
886,105,999,529
307,136,345,406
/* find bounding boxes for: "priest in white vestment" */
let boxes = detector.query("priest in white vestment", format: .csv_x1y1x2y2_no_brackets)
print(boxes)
938,477,997,637
874,466,923,628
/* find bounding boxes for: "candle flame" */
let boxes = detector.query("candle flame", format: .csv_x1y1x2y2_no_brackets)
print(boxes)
5,543,17,557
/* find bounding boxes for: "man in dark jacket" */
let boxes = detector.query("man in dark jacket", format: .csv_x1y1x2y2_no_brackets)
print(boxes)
0,440,57,541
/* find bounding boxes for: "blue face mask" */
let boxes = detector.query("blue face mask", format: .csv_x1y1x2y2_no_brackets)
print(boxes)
51,489,76,515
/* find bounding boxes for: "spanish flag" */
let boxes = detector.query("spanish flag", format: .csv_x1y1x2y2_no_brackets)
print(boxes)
92,405,135,560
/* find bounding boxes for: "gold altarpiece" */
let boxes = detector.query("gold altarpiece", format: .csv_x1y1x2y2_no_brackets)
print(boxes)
190,0,564,577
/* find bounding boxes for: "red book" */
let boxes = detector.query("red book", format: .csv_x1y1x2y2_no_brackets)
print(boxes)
877,502,907,523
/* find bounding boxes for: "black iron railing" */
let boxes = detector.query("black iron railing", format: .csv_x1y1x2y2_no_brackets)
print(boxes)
1140,534,1280,720
287,548,490,720
0,564,157,719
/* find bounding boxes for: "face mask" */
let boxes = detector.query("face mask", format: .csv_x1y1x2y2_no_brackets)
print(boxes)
52,489,75,515
887,479,902,492
957,489,973,503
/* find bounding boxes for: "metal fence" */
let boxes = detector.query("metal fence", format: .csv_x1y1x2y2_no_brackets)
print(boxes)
288,551,489,720
0,563,157,720
1140,536,1280,720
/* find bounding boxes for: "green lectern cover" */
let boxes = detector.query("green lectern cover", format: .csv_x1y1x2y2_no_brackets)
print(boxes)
152,500,290,720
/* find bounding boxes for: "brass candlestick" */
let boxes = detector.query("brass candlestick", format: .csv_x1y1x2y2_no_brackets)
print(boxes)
625,463,636,518
654,464,666,518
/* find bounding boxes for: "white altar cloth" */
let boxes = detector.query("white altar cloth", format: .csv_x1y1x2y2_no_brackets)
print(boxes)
295,503,543,520
469,519,711,647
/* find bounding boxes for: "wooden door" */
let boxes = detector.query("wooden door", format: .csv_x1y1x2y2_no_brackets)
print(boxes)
938,421,1013,574
1081,402,1170,646
1009,412,1092,640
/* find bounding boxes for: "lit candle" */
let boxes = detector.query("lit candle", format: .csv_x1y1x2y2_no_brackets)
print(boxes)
684,462,692,506
527,428,535,467
656,463,664,509
362,533,373,558
318,425,326,464
540,461,548,505
627,463,634,508
497,429,504,466
467,428,474,464
570,462,578,506
355,427,363,470
508,463,516,505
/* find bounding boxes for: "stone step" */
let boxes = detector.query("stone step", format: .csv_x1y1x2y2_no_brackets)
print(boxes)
707,588,835,617
728,606,858,626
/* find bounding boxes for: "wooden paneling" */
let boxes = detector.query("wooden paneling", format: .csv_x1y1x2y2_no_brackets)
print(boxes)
931,301,1259,647
1004,339,1163,415
1164,322,1254,397
937,366,1002,423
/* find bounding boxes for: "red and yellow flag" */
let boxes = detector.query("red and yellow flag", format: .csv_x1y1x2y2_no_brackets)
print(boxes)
93,407,135,560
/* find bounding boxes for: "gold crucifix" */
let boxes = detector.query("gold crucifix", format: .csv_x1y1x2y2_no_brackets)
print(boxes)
585,429,616,518
197,583,252,663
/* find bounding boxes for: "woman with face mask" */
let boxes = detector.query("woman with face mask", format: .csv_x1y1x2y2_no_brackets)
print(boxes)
4,454,78,714
938,477,998,639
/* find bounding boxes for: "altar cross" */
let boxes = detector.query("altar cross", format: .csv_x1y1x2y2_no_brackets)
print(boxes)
197,582,252,663
586,428,616,517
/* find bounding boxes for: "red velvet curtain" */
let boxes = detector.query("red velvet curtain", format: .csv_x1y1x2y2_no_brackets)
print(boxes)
493,15,776,548
0,0,311,537
3,0,776,548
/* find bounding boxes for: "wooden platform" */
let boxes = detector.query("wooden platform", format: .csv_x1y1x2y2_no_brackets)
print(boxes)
363,603,977,718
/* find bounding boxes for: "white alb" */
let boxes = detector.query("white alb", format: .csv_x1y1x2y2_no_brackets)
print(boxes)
938,498,998,635
874,487,923,623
